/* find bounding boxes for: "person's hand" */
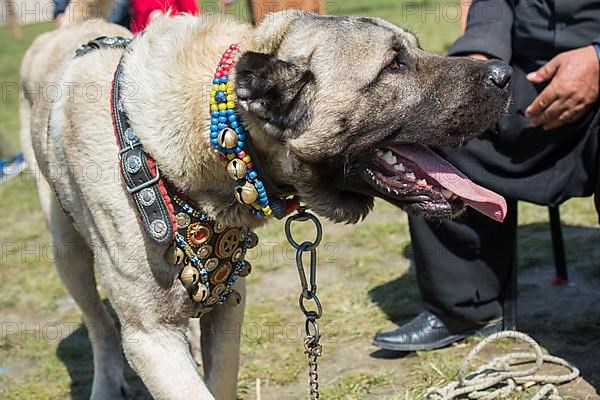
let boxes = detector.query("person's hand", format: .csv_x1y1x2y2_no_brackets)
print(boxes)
526,46,600,130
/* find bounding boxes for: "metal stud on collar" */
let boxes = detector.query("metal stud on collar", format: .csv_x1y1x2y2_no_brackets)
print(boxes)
285,207,324,400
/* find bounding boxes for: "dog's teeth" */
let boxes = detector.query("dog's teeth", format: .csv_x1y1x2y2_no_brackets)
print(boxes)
405,172,416,181
393,190,400,195
441,189,453,199
381,151,397,165
386,187,391,193
376,149,384,157
394,163,406,172
417,179,428,187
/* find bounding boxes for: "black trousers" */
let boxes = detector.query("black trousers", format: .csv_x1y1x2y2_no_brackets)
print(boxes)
407,64,600,326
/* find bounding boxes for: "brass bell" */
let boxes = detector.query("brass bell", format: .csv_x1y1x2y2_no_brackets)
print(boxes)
217,128,238,149
180,264,200,285
225,290,242,306
165,244,185,266
226,159,247,180
192,284,209,302
246,232,259,249
237,260,252,277
234,182,258,205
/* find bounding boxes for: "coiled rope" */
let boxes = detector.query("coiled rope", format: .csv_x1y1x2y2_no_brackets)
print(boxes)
424,331,579,400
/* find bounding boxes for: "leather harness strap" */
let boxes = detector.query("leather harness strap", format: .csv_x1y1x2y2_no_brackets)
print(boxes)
110,47,176,245
76,36,176,245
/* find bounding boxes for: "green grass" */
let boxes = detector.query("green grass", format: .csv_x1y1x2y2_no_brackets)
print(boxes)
2,2,600,399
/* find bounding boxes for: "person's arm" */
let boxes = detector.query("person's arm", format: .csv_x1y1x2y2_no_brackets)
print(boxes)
449,0,514,62
460,0,473,34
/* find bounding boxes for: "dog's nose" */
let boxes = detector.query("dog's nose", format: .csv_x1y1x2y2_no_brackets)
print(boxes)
485,60,512,89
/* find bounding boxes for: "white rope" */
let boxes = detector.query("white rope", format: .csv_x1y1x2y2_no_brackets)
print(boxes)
424,331,579,400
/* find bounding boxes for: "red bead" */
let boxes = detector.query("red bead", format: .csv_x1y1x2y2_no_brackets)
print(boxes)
237,151,246,158
246,162,254,168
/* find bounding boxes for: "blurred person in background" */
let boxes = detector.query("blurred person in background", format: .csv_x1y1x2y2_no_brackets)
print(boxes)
374,0,600,351
220,0,323,24
130,0,199,33
54,0,131,27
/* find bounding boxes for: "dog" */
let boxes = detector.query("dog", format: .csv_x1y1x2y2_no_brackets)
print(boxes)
19,0,511,397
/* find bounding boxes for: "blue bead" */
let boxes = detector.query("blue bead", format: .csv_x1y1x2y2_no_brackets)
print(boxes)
211,118,218,125
237,141,245,148
227,109,235,115
214,90,227,103
228,115,237,122
210,132,218,139
210,125,218,131
234,127,243,134
213,79,220,85
220,76,229,83
231,120,239,129
211,111,220,118
218,116,227,123
217,123,226,129
238,134,246,141
219,110,227,117
256,182,264,189
248,171,257,179
235,147,242,153
211,139,218,145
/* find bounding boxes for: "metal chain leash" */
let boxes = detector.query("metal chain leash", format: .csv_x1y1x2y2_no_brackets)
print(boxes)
285,207,323,400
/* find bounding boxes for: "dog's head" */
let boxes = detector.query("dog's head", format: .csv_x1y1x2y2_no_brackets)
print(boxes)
235,11,511,223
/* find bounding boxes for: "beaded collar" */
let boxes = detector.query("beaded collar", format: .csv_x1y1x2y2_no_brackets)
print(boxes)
166,191,258,309
102,36,259,312
208,44,300,219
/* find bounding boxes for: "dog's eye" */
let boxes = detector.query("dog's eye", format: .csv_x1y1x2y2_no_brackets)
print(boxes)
387,58,406,71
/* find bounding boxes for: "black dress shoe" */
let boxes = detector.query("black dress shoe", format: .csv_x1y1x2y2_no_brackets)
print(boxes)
373,311,502,352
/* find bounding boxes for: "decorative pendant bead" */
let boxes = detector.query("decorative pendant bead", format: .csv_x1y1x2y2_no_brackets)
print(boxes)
225,290,242,306
176,212,191,228
165,244,185,266
234,182,259,205
245,231,259,249
192,284,209,303
226,159,247,180
180,264,200,285
237,260,252,277
217,127,238,149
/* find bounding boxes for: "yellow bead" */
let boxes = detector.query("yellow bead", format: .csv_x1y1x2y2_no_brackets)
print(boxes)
226,94,236,102
209,98,216,105
226,102,235,109
242,155,251,163
227,88,235,94
218,103,227,111
227,153,235,160
212,85,219,91
219,83,227,90
210,104,218,111
264,209,272,216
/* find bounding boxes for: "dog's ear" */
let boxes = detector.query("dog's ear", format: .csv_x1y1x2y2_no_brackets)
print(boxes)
235,51,315,139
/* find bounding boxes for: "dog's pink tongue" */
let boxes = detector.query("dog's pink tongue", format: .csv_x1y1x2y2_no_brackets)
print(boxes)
389,145,507,222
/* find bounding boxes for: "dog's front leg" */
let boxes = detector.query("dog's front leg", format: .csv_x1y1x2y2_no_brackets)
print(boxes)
201,279,246,400
123,324,215,399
